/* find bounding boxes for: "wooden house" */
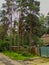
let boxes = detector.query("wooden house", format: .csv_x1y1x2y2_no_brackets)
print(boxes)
41,34,49,45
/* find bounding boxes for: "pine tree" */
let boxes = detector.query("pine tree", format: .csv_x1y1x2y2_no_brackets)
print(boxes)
16,0,40,46
2,0,16,50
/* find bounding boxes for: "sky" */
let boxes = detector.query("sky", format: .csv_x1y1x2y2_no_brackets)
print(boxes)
0,0,49,16
38,0,49,16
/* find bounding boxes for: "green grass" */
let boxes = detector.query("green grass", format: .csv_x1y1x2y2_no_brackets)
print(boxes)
3,51,34,60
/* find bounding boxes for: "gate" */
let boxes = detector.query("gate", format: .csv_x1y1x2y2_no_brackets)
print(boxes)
38,46,49,57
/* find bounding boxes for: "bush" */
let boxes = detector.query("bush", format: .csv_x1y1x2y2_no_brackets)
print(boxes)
0,36,10,51
33,35,44,46
0,39,3,51
22,52,32,57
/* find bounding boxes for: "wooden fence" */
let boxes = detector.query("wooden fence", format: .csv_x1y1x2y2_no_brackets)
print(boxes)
9,46,38,54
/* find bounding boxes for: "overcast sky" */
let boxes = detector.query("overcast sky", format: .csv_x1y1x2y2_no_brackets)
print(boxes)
0,0,49,16
38,0,49,16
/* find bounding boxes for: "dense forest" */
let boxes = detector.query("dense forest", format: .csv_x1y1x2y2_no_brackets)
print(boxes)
0,0,49,52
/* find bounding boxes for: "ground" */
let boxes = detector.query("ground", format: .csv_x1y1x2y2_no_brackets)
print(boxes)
0,53,49,65
24,57,49,65
0,53,22,65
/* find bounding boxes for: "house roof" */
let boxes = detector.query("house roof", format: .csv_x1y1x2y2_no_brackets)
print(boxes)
41,34,49,44
41,34,49,38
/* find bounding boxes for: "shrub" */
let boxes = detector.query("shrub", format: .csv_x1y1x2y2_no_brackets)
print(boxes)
33,35,44,46
0,36,10,51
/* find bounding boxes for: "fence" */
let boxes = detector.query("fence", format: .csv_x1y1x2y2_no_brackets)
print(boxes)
38,46,49,57
10,46,38,54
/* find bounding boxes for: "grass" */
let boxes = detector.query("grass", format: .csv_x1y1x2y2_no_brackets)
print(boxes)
3,51,34,60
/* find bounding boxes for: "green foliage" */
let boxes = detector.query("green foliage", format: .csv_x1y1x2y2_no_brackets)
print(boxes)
0,39,3,51
33,26,47,37
0,25,4,39
24,33,29,45
0,0,48,53
45,14,49,34
3,51,34,60
32,14,47,37
33,35,44,46
0,36,10,51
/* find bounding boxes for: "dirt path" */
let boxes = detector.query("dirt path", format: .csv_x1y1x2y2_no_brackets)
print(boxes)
0,53,23,65
0,53,49,65
24,57,49,65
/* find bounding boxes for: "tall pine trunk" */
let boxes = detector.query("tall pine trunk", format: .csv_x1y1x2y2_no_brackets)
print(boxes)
30,24,32,46
17,12,20,51
29,16,33,52
9,1,13,51
9,13,12,50
22,30,24,46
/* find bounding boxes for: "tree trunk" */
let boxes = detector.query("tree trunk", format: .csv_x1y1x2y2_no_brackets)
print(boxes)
10,13,12,51
17,12,20,51
22,30,24,46
29,17,33,52
30,25,32,46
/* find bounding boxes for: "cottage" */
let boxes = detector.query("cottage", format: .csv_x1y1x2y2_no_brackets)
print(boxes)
41,34,49,45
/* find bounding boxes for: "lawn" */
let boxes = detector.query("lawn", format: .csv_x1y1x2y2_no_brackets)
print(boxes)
3,51,34,60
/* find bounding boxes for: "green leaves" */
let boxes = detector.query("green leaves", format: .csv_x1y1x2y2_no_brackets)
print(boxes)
16,0,40,12
16,0,20,2
35,1,40,6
